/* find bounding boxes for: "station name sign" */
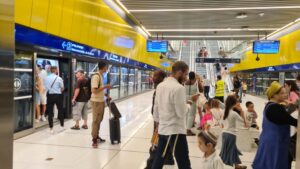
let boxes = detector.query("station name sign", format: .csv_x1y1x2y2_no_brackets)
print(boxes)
195,58,241,63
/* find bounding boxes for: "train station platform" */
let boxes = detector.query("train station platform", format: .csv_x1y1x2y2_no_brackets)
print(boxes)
13,91,294,169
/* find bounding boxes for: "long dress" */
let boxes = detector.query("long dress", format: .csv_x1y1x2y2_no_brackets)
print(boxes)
185,81,198,129
252,103,290,169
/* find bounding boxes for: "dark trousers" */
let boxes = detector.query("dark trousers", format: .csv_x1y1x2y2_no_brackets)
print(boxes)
215,96,224,103
151,134,191,169
204,86,210,99
47,94,64,128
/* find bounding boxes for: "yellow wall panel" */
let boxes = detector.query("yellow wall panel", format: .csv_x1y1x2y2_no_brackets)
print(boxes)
79,0,92,44
230,29,300,72
15,0,165,69
15,0,33,26
30,0,50,31
70,0,83,42
59,0,75,39
46,0,63,36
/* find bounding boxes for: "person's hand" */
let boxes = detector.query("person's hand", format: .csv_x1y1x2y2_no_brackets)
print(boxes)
72,99,76,106
191,94,200,102
187,100,193,105
105,84,111,89
107,96,112,101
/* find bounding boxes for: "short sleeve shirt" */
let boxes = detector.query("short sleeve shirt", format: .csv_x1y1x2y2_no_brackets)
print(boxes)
90,72,105,102
75,78,89,102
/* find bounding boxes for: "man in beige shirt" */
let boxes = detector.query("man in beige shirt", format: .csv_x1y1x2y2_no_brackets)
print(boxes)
91,61,111,148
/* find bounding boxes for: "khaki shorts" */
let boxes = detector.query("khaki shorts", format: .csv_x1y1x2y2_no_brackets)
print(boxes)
72,102,89,121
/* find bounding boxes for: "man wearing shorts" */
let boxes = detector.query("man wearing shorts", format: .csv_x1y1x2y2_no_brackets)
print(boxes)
36,64,47,122
71,69,89,130
91,61,111,148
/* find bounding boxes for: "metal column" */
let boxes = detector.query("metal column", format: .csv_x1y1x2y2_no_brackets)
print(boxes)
0,0,14,169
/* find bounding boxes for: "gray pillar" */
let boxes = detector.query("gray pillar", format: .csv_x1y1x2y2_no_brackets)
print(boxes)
0,0,14,169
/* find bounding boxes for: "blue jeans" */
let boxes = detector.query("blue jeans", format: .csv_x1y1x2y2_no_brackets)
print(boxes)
151,134,191,169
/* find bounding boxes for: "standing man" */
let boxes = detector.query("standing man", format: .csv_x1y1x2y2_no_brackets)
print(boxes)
91,61,111,148
151,61,199,169
203,75,211,100
145,70,175,169
215,75,225,103
45,66,64,134
71,69,89,130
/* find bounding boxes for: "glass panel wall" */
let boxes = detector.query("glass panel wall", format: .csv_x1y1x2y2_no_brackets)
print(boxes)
14,51,33,132
110,65,120,100
141,70,150,90
128,68,135,95
120,67,129,98
136,69,142,93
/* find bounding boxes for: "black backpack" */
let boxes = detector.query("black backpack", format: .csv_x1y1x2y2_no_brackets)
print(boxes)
83,73,100,100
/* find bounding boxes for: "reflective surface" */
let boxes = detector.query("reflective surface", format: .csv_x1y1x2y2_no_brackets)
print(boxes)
0,0,14,168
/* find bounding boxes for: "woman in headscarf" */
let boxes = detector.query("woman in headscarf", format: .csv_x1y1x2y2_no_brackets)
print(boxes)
252,81,298,169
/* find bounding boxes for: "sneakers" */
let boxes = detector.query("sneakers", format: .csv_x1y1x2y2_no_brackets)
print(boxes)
41,116,47,122
57,126,66,132
35,119,40,123
49,128,54,134
97,136,106,143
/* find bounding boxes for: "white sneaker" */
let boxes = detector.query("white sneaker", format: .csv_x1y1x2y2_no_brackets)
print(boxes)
58,126,66,132
41,116,47,122
50,128,54,134
35,119,40,123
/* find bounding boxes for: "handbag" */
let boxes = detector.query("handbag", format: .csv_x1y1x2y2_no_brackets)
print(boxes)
47,76,58,95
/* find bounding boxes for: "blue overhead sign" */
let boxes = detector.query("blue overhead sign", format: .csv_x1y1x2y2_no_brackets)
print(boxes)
15,24,157,70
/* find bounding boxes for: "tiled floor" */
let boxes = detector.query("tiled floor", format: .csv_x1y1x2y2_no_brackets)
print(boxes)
14,92,295,169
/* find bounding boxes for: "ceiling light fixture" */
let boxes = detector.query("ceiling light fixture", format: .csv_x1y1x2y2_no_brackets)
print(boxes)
115,0,130,14
147,28,278,32
236,13,248,19
163,35,258,38
141,25,152,37
130,6,300,12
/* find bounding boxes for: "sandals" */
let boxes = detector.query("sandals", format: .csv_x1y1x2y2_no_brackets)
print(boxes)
82,125,88,129
71,125,80,130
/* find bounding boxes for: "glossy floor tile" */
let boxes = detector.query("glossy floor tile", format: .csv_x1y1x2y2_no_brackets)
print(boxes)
14,92,295,169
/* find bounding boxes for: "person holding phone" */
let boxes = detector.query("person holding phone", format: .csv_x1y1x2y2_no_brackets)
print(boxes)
90,61,111,148
184,72,200,136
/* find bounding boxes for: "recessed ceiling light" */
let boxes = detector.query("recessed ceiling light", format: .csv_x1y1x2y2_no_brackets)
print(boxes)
129,6,300,12
147,28,278,32
236,13,248,19
163,35,258,38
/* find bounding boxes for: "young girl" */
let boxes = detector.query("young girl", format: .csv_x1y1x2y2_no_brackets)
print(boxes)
220,95,247,169
210,99,223,127
200,101,213,129
198,131,224,169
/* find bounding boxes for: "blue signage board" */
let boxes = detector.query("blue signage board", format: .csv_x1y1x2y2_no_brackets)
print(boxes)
253,40,280,54
239,63,300,73
15,24,157,70
147,40,168,53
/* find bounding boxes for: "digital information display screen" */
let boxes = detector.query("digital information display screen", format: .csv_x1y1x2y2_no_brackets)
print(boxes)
147,40,168,53
253,40,280,54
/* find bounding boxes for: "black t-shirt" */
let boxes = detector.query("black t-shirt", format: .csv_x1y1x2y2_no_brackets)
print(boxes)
265,102,297,126
75,78,89,102
233,81,241,90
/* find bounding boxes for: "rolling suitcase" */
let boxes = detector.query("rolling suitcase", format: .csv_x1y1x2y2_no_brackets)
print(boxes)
108,100,121,144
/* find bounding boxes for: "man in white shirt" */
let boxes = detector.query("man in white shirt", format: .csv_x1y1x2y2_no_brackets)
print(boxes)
151,61,199,169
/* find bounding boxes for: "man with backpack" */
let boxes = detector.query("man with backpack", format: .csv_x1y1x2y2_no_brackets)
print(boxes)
71,69,89,130
91,61,111,148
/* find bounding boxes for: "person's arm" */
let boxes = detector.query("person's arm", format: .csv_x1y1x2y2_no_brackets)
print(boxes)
153,90,159,123
72,81,80,103
266,104,298,126
59,78,64,92
174,87,189,118
91,74,109,93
